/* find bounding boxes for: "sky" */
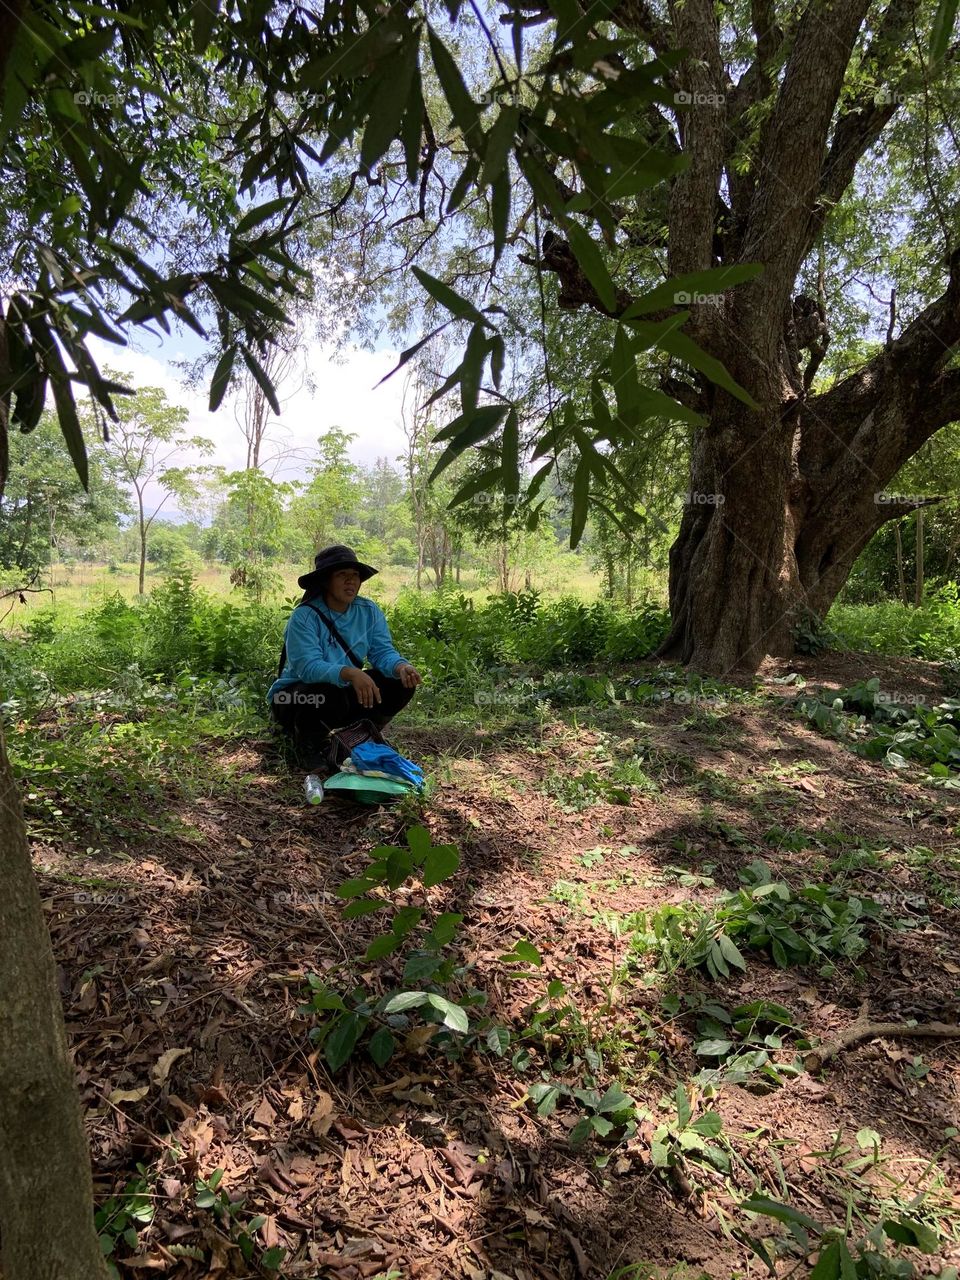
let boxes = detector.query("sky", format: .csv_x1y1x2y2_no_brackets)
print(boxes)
88,323,413,516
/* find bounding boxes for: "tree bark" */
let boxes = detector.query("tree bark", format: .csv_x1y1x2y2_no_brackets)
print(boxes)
0,726,109,1279
137,488,147,595
894,520,906,604
915,507,924,606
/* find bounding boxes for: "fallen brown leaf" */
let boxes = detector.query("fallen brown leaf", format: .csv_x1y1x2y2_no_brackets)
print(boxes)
309,1091,335,1137
151,1047,191,1087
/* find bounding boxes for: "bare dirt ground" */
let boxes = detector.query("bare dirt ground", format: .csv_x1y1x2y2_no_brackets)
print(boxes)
31,653,960,1279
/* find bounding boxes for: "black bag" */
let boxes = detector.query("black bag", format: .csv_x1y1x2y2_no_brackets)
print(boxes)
324,718,386,771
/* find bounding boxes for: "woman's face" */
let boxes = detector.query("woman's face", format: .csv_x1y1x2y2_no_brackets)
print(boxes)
325,567,361,609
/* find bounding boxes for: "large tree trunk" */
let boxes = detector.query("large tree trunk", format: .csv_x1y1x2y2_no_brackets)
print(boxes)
541,0,960,672
0,726,108,1279
659,400,796,670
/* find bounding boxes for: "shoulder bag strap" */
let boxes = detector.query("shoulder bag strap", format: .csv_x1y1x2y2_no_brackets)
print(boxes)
300,600,366,671
276,600,365,678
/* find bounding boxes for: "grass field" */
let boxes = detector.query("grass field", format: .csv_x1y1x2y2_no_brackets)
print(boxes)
7,554,618,620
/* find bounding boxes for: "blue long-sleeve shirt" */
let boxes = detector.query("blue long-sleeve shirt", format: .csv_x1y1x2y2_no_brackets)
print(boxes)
267,596,407,705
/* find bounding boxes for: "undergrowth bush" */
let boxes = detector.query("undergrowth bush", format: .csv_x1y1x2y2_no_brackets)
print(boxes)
828,585,960,659
2,577,668,703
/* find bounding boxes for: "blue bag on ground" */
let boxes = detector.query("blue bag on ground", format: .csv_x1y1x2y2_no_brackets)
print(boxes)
349,741,425,789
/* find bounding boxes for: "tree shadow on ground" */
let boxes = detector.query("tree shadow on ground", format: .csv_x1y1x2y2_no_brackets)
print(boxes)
27,652,960,1277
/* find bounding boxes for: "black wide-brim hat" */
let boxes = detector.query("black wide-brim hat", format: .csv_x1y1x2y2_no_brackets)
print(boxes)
298,544,378,592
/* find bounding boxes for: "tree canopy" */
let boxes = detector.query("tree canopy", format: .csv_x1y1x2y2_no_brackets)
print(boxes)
2,0,960,673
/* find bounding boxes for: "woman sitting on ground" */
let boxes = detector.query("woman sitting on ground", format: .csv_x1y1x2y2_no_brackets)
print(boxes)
269,545,422,768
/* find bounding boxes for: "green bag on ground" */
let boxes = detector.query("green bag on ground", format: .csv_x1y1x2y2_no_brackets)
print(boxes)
322,771,414,805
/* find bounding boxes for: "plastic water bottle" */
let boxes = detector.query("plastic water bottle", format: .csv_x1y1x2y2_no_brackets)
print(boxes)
304,774,324,806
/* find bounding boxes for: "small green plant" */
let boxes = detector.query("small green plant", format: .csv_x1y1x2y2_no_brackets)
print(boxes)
578,846,607,868
194,1169,285,1272
664,994,807,1089
95,1168,155,1276
630,861,883,979
648,1084,728,1174
526,1079,638,1149
498,940,604,1073
542,768,633,811
797,677,960,783
739,1194,945,1279
794,608,842,655
301,825,474,1070
549,879,589,911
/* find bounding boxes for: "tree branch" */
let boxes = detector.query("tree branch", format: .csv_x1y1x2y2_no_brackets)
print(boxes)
608,0,673,60
805,1005,960,1072
737,0,873,348
803,249,960,473
666,0,726,281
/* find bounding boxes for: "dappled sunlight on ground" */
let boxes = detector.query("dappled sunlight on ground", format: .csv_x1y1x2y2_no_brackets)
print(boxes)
22,652,960,1277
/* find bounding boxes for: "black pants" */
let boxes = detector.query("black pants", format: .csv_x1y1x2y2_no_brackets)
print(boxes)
271,671,415,759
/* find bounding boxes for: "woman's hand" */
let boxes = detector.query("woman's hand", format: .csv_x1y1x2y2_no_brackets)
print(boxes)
343,667,382,709
395,662,422,689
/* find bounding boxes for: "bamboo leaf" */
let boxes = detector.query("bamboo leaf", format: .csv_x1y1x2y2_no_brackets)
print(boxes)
242,347,281,415
235,196,288,236
501,407,520,496
931,0,959,63
375,324,447,387
570,454,591,548
448,466,502,509
660,329,759,409
209,345,237,412
566,223,618,312
428,26,481,142
620,264,763,318
25,312,88,489
412,265,490,327
430,405,508,481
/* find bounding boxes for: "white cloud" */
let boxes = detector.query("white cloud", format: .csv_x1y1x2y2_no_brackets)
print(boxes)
88,333,411,515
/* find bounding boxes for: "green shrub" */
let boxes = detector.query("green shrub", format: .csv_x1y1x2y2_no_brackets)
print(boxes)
828,585,960,659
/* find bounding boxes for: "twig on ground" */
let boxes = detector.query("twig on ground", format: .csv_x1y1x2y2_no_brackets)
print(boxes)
805,1005,960,1072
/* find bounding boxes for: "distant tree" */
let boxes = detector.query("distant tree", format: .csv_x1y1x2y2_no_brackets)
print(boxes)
285,429,363,561
88,381,212,595
0,413,129,571
145,524,193,568
218,468,291,601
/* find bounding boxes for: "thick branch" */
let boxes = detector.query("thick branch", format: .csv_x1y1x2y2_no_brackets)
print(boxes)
608,0,673,59
738,0,872,346
811,248,960,440
518,232,635,315
666,0,725,282
915,365,960,435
